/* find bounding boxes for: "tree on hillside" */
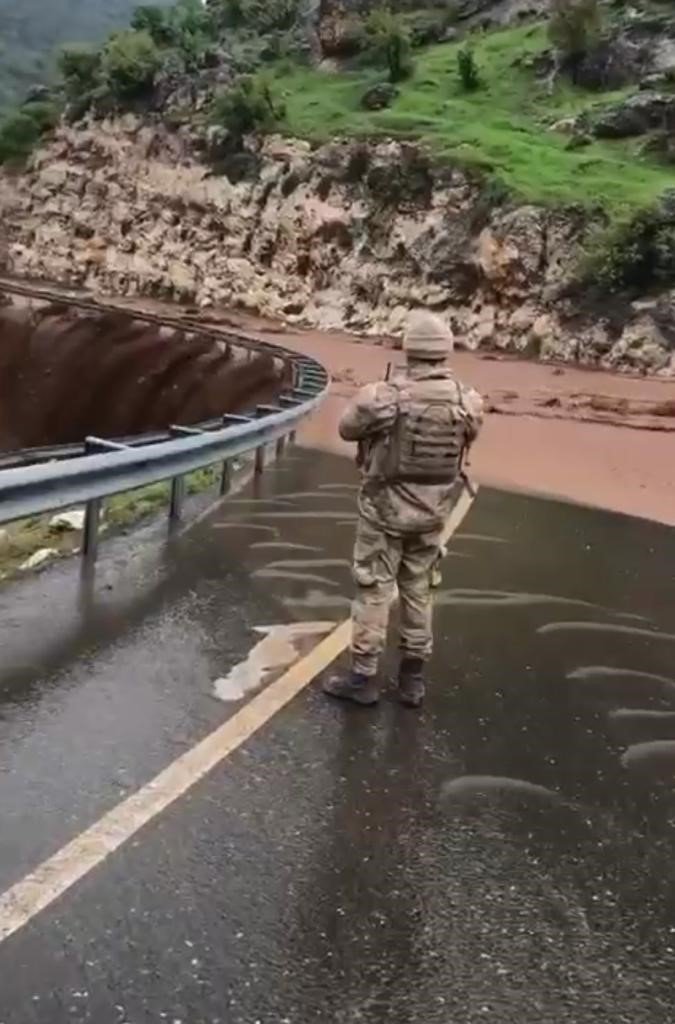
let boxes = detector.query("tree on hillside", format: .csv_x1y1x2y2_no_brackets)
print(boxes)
131,1,220,70
58,44,102,98
101,29,162,98
211,71,284,139
0,101,59,164
548,0,602,65
366,8,414,84
131,5,176,45
212,0,299,33
457,47,480,91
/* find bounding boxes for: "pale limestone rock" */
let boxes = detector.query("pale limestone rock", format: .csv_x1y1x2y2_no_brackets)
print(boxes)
20,548,58,571
0,119,671,373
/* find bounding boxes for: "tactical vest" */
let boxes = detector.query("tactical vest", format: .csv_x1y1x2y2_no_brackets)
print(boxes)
383,377,470,486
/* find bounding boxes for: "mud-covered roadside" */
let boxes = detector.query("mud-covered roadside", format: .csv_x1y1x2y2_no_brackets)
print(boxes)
3,288,673,528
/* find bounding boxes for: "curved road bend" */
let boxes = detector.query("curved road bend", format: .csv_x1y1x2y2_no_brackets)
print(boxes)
0,446,674,1021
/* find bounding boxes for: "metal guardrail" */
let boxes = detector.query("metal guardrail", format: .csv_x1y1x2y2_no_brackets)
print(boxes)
0,280,329,565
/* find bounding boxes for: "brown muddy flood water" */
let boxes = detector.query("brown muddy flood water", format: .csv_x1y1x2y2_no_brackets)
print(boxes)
0,302,288,450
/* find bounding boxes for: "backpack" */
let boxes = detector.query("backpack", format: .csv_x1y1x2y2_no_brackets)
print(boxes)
383,377,470,485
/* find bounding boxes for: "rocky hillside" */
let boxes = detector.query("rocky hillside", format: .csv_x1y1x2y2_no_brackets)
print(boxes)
1,0,675,374
2,117,673,374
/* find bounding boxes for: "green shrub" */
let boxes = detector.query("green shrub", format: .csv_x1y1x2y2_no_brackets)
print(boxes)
57,43,102,97
169,0,221,69
0,98,61,164
0,110,41,164
548,0,602,60
213,0,246,27
21,100,60,133
365,8,414,84
101,29,162,99
457,47,480,91
131,0,218,60
131,5,174,45
582,196,675,291
252,0,299,32
214,0,299,32
211,72,284,138
170,0,216,41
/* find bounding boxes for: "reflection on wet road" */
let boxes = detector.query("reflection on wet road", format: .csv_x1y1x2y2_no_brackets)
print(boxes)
0,447,673,1022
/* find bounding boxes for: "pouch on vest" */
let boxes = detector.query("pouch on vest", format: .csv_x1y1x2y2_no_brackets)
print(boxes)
384,379,469,486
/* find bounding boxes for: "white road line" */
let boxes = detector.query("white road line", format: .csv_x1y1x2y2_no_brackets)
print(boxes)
0,621,351,945
0,487,476,946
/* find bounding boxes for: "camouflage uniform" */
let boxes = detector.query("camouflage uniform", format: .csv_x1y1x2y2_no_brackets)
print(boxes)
340,363,484,679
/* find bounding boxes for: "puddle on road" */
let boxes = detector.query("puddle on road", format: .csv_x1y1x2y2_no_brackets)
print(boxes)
213,523,279,536
434,589,647,618
282,591,352,611
539,621,675,641
569,666,675,686
250,542,322,552
212,621,336,703
248,511,358,521
272,490,355,501
453,533,508,544
252,568,341,587
609,709,675,745
259,558,351,570
621,740,675,780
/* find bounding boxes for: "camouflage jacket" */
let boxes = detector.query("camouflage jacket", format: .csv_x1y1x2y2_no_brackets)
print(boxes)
339,364,484,536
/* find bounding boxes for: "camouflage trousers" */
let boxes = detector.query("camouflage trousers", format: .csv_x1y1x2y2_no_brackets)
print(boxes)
350,517,443,678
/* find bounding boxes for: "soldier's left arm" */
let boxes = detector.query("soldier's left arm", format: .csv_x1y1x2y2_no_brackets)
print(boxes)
339,382,398,442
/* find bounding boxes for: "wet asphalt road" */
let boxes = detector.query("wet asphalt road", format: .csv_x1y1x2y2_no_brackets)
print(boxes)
1,447,675,1022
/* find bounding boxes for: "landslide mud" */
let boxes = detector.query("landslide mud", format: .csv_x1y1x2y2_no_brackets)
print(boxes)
0,303,288,450
225,311,675,527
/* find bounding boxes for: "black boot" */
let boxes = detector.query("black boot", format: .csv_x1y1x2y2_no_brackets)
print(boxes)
323,670,380,706
398,657,426,708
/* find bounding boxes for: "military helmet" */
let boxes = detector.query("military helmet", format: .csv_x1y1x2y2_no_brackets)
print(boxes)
403,310,454,361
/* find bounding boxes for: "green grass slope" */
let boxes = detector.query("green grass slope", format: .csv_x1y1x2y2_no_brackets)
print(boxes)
274,24,674,215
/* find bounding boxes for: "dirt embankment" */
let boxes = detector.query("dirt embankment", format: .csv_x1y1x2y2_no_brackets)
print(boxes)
0,303,288,450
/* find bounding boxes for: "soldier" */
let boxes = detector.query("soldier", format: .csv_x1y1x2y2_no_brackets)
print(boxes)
324,310,484,709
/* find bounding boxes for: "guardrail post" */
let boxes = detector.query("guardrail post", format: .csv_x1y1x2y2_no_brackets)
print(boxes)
254,445,265,475
276,436,286,459
81,437,130,567
83,498,101,565
168,426,204,525
220,460,231,496
169,476,185,523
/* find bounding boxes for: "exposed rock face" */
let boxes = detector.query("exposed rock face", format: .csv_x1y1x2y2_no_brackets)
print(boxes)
360,82,399,110
0,117,673,375
584,92,675,139
572,37,651,91
316,0,548,41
